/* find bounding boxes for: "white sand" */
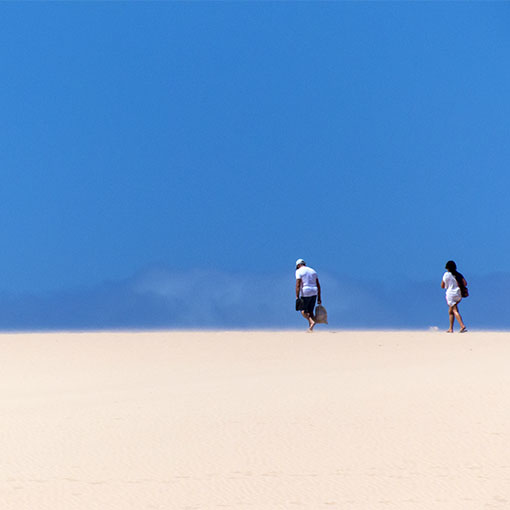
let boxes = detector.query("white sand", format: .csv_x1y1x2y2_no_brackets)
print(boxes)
1,330,510,509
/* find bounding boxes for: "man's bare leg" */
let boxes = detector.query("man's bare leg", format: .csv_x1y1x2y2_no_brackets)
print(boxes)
301,311,316,331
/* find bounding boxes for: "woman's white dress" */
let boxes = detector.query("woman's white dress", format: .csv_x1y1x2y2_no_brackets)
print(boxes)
443,271,462,307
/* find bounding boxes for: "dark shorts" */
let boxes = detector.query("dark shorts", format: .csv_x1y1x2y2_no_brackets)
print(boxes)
301,295,317,315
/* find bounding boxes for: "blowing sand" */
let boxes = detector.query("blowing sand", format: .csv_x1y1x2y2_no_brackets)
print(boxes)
1,330,510,509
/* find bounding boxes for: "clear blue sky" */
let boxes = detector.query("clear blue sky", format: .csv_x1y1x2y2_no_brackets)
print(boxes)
0,3,509,329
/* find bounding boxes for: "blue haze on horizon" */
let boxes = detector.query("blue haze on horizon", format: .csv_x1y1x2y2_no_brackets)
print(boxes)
1,3,509,330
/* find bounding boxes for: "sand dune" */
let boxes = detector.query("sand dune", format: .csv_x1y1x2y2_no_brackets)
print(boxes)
1,330,510,509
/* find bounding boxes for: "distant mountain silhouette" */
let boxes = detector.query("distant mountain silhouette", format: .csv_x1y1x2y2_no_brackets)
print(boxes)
0,267,502,331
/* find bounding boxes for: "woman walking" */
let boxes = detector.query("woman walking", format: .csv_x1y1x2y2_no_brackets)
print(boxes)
441,260,468,333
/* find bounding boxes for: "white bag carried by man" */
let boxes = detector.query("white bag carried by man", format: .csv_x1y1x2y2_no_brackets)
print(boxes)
314,304,328,324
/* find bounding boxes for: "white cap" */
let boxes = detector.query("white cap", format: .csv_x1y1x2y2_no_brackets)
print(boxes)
295,258,305,267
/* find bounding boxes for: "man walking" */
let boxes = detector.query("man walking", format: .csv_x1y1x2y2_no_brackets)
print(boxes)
295,259,321,332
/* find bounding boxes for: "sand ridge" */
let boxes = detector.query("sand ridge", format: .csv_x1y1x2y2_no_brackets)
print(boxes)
1,330,509,509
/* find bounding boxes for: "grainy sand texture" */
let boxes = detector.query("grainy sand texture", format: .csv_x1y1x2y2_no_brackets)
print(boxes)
1,330,510,509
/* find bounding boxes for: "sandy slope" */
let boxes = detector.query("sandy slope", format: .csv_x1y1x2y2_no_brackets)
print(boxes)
1,330,510,509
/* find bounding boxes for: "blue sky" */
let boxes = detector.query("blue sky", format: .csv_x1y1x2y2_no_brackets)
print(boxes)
1,2,509,329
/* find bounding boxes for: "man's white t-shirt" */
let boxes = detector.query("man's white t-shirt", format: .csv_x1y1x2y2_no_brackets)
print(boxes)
296,266,318,297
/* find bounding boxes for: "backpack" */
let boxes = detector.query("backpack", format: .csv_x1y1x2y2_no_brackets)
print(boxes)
456,272,469,298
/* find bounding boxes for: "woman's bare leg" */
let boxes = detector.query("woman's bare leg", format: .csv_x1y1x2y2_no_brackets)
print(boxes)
452,303,466,331
446,307,455,332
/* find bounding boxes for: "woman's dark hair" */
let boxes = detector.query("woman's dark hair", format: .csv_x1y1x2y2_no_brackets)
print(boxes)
445,260,457,273
445,260,465,289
